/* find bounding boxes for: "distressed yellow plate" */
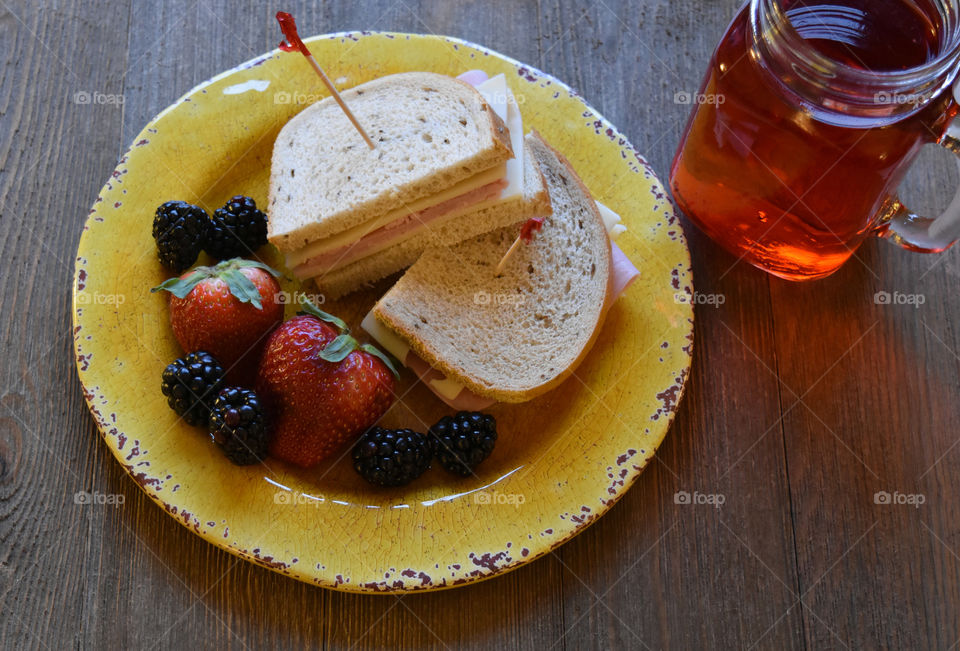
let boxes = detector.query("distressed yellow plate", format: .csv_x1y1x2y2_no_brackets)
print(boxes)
73,32,693,592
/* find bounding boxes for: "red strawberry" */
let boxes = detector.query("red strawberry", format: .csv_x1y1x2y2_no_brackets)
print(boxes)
256,303,398,468
152,258,283,384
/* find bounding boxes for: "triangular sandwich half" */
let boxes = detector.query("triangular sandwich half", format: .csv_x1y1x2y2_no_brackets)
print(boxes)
268,72,550,298
363,130,616,404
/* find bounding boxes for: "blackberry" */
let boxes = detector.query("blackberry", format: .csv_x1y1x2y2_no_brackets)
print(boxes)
208,387,270,465
352,428,432,487
429,411,497,477
152,200,209,272
205,195,268,260
160,351,225,426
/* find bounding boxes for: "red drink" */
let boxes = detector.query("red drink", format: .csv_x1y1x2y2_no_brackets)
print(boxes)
670,0,960,279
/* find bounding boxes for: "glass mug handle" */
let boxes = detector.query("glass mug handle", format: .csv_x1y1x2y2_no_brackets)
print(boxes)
883,83,960,253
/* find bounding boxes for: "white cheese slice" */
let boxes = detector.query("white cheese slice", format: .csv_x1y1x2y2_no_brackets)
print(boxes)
359,311,464,401
361,310,410,363
596,201,627,240
428,376,466,401
475,74,524,201
475,74,508,122
286,162,507,268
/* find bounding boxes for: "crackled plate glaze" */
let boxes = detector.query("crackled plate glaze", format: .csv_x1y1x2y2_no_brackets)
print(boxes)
72,32,693,592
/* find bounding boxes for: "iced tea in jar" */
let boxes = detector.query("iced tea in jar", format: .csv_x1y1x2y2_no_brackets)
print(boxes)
670,0,960,279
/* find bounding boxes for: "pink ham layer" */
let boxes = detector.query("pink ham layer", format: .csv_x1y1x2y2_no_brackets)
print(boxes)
457,70,490,86
293,178,507,278
404,241,641,410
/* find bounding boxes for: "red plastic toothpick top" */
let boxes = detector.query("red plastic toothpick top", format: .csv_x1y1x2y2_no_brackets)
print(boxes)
276,11,310,55
520,217,544,243
495,217,545,276
276,11,375,150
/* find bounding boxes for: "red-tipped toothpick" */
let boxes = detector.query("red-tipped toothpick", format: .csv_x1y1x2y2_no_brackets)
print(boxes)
276,11,376,150
495,217,544,275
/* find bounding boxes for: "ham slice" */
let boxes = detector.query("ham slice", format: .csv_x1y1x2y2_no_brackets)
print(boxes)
457,70,490,86
610,241,640,297
406,241,640,410
294,178,507,278
404,352,500,411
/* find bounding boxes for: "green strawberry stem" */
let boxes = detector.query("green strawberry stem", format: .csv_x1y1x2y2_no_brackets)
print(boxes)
317,333,399,379
360,343,401,379
318,334,357,362
302,296,400,378
298,296,350,332
151,258,282,310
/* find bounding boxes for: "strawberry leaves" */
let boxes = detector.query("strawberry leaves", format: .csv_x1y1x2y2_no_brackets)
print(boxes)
300,297,399,378
151,268,208,299
152,258,282,309
318,334,357,363
316,333,400,378
359,343,400,378
221,268,264,308
232,259,283,278
298,297,349,332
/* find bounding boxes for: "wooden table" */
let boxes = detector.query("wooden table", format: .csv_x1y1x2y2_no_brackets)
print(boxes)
4,0,959,648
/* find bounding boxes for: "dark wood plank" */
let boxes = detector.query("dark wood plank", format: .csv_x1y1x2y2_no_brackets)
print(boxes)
0,0,134,649
767,194,960,647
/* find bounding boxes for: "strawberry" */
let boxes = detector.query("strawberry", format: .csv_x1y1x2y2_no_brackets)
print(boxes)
152,258,283,384
256,300,398,468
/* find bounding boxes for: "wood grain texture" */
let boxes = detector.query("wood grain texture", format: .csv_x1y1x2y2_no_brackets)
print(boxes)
2,0,959,648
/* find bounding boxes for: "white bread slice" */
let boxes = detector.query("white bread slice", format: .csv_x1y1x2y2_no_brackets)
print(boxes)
268,72,513,253
371,131,613,403
313,137,551,298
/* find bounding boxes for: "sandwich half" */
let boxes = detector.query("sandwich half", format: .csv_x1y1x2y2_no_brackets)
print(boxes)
268,71,550,297
363,130,623,404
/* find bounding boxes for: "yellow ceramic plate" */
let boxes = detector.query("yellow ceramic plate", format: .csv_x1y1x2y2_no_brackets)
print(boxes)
73,33,693,592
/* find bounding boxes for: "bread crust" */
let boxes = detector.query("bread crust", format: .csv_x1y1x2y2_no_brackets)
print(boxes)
373,130,614,403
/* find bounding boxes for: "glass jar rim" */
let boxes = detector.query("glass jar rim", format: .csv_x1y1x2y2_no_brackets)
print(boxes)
752,0,960,86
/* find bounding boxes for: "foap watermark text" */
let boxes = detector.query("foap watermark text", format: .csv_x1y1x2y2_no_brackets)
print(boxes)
674,490,725,508
76,292,126,306
874,91,935,108
74,490,125,506
874,490,925,508
474,490,525,508
273,491,323,507
275,91,327,105
275,290,326,305
73,91,124,106
674,91,725,106
874,291,925,308
474,291,526,307
675,291,725,307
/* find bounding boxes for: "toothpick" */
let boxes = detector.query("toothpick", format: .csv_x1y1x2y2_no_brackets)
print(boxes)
494,236,524,275
276,12,376,150
495,217,544,276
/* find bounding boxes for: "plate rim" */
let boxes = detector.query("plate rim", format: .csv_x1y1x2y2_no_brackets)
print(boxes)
72,30,695,593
